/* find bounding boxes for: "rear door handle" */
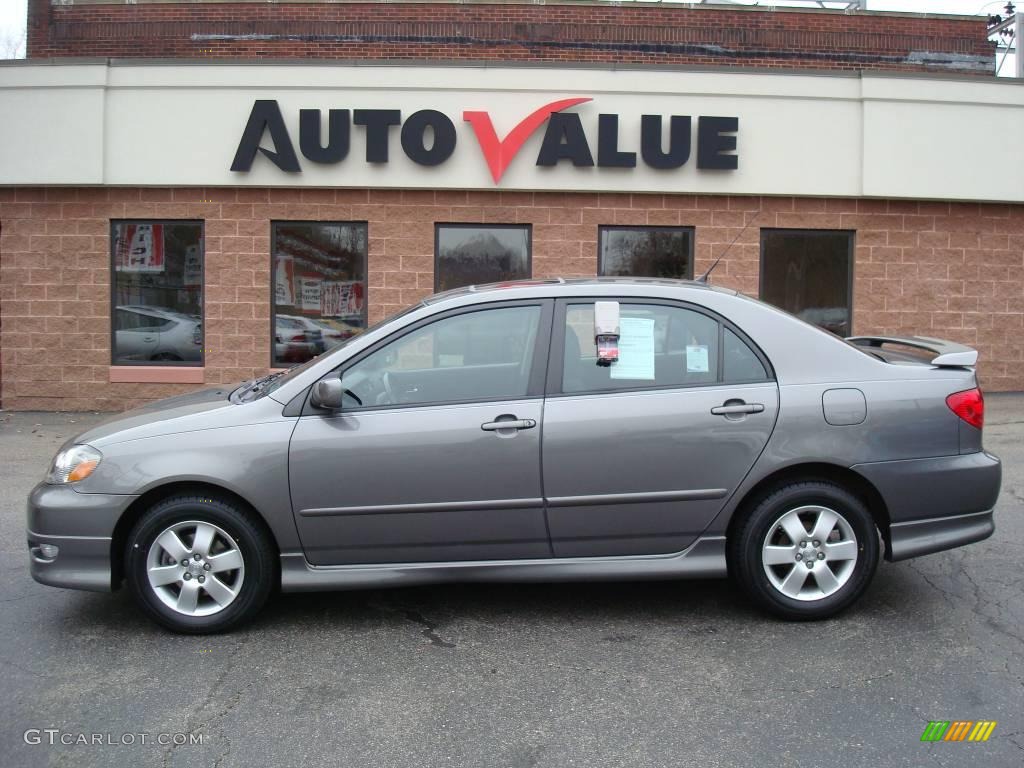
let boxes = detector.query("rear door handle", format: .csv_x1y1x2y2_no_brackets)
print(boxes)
711,403,764,416
481,417,537,431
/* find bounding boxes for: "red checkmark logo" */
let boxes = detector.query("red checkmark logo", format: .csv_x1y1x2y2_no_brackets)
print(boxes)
463,97,592,184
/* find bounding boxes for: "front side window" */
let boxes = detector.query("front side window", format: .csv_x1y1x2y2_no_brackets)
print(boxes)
435,224,531,291
598,226,694,279
272,221,368,367
341,305,541,409
111,221,203,365
760,229,853,337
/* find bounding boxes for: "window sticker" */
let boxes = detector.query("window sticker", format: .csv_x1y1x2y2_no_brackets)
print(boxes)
686,344,710,373
610,317,656,380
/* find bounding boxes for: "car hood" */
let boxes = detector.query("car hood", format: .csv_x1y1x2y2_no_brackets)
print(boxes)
70,386,237,448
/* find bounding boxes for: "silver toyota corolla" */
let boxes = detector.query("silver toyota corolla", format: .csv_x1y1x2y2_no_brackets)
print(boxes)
27,279,1001,633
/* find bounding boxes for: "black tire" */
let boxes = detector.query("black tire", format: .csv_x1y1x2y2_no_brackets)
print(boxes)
729,480,880,620
124,494,276,634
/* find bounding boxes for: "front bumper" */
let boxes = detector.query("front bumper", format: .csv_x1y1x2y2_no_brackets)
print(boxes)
852,451,1001,562
26,483,136,592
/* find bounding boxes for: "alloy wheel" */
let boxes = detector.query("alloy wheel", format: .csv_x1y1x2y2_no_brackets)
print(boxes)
761,505,858,602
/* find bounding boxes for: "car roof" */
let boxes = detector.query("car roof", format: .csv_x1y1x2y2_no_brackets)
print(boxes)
424,277,736,305
117,305,197,321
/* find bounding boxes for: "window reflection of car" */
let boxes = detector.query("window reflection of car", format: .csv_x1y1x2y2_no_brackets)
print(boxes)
114,305,202,362
275,315,325,364
309,318,362,350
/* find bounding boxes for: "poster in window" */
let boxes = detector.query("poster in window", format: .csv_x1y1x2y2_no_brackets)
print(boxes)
115,224,165,273
274,254,295,306
183,244,202,287
322,281,366,318
299,277,322,312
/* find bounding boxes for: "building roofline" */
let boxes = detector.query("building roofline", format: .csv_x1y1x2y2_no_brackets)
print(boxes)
3,56,1015,85
44,0,988,24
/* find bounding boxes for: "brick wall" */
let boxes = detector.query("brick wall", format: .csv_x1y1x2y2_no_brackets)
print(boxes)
1,186,1021,410
26,1,994,74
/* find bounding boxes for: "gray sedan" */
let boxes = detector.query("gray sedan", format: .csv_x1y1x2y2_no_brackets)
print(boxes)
27,279,1001,633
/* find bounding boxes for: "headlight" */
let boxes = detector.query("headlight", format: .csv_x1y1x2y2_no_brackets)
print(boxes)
46,444,102,484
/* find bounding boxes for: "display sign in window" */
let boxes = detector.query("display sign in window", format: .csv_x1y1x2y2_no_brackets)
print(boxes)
111,221,204,366
272,222,368,367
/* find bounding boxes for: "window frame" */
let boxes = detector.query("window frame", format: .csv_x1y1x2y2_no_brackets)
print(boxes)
109,218,205,367
758,228,855,338
433,223,533,292
545,297,774,398
270,220,370,368
302,298,555,416
597,225,696,279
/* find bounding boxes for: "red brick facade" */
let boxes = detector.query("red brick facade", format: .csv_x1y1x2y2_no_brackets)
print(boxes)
27,0,993,74
1,186,1021,410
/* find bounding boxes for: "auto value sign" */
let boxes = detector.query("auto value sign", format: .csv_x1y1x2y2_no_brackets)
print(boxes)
231,98,739,183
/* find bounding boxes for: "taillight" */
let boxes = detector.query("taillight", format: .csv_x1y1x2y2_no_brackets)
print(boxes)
946,388,984,430
290,334,306,343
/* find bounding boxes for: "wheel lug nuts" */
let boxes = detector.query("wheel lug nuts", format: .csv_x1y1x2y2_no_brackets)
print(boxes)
183,573,192,580
181,559,189,567
813,540,820,547
795,553,802,561
194,553,202,561
805,561,814,569
818,552,825,560
800,541,806,548
198,575,205,583
203,563,211,571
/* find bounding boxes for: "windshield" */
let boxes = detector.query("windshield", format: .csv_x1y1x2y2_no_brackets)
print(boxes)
250,302,426,400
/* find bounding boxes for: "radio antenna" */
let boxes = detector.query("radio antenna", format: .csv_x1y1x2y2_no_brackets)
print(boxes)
696,208,761,284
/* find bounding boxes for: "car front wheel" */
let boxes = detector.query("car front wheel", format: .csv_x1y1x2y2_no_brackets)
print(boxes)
730,481,880,620
124,494,275,633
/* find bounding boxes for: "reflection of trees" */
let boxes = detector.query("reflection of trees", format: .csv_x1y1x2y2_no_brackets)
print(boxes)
439,232,527,290
603,230,690,278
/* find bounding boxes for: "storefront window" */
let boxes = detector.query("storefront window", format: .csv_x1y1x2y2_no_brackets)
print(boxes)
598,226,694,279
760,229,853,337
435,224,531,291
272,222,368,367
111,221,204,365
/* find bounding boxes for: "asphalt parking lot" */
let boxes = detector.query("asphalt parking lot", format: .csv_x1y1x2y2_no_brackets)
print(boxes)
1,398,1022,768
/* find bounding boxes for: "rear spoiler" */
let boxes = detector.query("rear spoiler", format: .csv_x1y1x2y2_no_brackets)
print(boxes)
846,335,978,367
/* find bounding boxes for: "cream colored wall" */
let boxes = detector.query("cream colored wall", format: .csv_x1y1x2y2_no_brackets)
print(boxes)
0,62,1022,202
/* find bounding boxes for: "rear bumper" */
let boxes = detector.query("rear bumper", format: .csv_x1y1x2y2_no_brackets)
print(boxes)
887,510,994,562
852,451,1001,562
26,483,136,593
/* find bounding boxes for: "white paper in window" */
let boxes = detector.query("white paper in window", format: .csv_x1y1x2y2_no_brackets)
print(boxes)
686,345,710,373
610,317,656,380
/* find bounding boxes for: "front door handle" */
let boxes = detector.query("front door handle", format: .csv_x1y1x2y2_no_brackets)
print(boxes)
481,417,537,432
711,402,764,416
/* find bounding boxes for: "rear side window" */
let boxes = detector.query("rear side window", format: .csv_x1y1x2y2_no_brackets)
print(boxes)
562,303,720,394
724,328,768,383
561,302,770,394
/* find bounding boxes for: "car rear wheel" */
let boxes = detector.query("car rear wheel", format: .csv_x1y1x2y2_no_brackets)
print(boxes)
730,481,879,620
124,495,275,634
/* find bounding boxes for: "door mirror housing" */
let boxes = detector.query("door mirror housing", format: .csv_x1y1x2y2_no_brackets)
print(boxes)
310,377,345,410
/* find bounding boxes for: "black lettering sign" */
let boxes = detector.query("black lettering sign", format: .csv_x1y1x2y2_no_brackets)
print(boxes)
536,113,594,167
352,110,402,163
641,115,691,170
300,109,350,165
400,110,457,166
697,116,739,170
231,100,301,173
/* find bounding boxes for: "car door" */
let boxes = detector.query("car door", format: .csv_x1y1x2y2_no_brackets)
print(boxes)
289,300,553,565
542,298,779,558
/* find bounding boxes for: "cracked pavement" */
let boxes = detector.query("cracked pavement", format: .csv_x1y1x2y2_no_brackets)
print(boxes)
1,395,1022,768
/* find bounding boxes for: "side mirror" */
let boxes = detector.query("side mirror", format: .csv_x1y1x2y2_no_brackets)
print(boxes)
310,377,344,410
